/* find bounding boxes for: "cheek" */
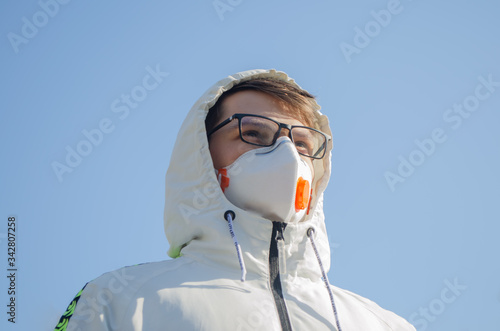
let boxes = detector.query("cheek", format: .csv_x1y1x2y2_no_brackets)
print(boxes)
209,140,255,169
209,144,228,169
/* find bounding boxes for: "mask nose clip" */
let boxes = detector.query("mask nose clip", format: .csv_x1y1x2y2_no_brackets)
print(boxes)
254,136,293,155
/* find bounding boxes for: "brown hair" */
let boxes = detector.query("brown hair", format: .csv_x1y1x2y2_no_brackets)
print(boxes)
205,78,318,134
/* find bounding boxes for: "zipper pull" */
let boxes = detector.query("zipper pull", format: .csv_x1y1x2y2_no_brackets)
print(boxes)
276,223,287,275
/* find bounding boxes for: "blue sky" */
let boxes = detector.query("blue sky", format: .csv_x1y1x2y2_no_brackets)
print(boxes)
1,1,499,330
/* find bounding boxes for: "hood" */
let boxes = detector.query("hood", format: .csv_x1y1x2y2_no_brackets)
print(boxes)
163,69,333,274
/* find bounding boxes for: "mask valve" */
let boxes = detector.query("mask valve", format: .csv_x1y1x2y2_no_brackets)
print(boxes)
295,177,311,212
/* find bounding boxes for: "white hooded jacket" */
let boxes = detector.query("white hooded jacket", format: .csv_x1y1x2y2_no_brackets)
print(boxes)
55,69,416,331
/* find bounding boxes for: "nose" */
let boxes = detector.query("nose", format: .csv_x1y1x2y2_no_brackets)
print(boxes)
277,126,292,140
271,135,315,179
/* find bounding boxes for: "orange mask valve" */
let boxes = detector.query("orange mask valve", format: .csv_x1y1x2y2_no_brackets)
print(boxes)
295,177,310,212
217,169,230,192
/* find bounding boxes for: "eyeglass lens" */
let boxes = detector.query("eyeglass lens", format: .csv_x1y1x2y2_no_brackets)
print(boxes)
239,116,326,158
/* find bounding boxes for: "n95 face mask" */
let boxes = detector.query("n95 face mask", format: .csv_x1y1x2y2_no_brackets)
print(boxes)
216,137,313,224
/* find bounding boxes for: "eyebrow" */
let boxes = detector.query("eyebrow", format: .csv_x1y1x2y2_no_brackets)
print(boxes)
292,129,314,139
245,121,274,130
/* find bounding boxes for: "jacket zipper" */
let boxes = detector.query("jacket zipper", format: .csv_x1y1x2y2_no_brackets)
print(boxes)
269,221,292,331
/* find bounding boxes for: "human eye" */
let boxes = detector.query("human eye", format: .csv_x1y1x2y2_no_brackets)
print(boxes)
292,129,316,156
294,139,314,155
241,126,272,144
241,119,276,145
241,128,259,138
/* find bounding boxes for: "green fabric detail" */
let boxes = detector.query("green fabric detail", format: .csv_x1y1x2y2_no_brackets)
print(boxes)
167,245,182,258
54,284,86,331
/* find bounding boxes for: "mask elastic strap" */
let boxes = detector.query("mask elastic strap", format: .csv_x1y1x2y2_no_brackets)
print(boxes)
224,210,247,282
307,227,342,331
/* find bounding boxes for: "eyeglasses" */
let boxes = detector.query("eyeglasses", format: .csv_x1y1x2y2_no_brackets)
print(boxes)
207,113,330,159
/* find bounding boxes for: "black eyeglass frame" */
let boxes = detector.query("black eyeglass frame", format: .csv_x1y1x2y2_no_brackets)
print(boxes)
207,113,331,159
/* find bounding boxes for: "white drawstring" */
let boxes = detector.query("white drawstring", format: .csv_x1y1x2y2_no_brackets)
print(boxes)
307,227,343,331
225,211,247,282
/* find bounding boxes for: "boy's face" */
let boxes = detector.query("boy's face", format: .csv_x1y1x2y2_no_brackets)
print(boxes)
208,90,315,176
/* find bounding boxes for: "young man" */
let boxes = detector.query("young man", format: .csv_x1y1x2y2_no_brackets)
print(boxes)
55,69,415,330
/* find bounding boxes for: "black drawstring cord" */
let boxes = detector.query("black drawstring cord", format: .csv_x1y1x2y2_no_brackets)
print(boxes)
224,210,247,282
307,227,343,331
